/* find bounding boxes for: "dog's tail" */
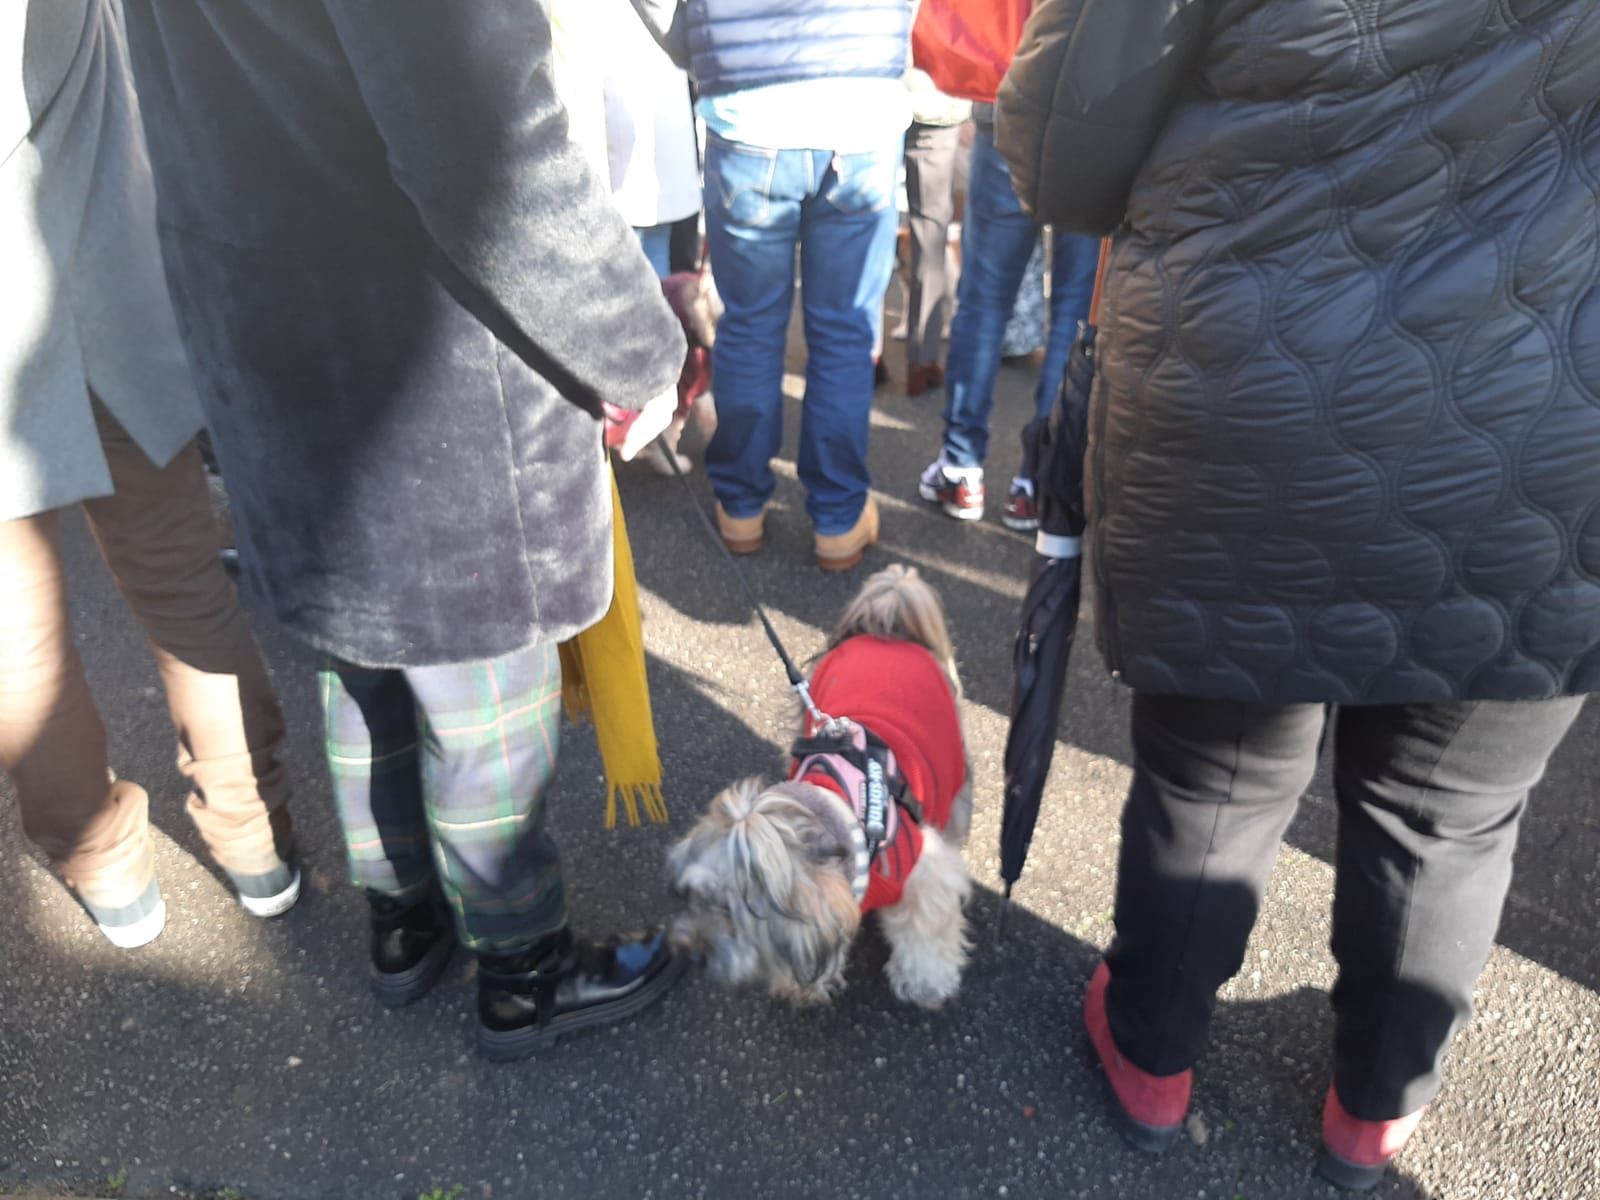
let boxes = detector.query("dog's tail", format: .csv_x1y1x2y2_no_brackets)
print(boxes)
831,564,958,692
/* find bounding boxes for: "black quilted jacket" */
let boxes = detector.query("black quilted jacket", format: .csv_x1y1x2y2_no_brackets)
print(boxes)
999,0,1600,704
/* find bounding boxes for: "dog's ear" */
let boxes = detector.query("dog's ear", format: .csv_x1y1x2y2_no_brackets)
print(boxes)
766,866,859,991
799,824,853,875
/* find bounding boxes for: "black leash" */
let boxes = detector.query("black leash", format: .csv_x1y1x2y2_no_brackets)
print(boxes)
661,449,829,726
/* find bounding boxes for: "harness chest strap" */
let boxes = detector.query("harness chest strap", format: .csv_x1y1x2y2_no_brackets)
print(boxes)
791,720,926,900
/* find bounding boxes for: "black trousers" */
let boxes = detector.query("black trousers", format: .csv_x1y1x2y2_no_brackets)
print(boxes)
1106,692,1583,1119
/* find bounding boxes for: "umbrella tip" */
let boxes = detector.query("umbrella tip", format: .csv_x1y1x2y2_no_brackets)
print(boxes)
996,886,1014,943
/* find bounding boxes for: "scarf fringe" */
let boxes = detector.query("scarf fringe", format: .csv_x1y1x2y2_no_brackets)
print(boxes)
605,781,670,829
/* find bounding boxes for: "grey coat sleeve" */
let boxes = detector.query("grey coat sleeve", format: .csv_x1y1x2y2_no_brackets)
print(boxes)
626,0,691,70
996,0,1209,234
322,0,684,413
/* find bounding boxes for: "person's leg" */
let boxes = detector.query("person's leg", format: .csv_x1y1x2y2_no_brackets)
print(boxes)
318,660,435,900
1328,697,1585,1120
318,658,454,1005
633,224,673,279
903,123,959,375
1033,230,1100,423
1106,693,1326,1074
1006,230,1103,528
404,641,566,956
668,211,701,276
80,402,295,901
703,134,803,522
938,128,1042,470
796,140,902,536
0,509,163,943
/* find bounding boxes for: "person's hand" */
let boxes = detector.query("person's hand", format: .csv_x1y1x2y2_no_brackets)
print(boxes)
605,390,679,462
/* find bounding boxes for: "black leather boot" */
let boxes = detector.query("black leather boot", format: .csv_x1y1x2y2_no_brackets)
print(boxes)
476,928,684,1061
368,889,455,1008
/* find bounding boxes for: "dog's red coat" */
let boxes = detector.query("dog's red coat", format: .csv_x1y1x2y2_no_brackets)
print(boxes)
793,636,967,913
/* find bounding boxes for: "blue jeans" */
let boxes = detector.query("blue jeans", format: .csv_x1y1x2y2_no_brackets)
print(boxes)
941,127,1100,471
634,224,673,278
703,132,901,534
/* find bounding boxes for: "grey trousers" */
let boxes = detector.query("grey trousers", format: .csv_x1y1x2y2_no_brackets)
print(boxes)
903,121,963,369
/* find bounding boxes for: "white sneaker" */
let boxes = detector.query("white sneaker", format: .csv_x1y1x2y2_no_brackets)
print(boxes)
237,866,302,919
98,898,167,949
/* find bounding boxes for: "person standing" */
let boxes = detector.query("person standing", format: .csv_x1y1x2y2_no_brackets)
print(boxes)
901,69,970,398
0,0,298,948
1001,0,1600,1187
917,101,1100,530
124,0,685,1058
631,0,915,572
601,0,702,279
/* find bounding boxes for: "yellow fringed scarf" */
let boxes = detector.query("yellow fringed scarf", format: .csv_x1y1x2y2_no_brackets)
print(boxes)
559,469,668,828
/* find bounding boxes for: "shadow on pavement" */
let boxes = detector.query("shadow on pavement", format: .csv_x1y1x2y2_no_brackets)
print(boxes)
0,813,1441,1200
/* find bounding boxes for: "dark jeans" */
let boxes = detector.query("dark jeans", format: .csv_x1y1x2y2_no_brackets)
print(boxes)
1106,692,1584,1119
940,126,1099,470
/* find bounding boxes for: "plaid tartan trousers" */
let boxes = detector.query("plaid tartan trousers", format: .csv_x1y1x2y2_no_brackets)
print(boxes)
318,641,567,954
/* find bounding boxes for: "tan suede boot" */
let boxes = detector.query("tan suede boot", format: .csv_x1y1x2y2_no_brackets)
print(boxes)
813,496,879,572
715,503,766,555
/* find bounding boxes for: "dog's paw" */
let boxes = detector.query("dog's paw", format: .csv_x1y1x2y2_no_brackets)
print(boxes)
887,958,962,1010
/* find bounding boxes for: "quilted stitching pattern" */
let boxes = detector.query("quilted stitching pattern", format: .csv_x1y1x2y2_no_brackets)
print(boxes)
1092,0,1600,703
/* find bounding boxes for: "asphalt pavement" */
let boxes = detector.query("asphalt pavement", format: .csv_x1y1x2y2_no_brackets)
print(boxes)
2,320,1597,1200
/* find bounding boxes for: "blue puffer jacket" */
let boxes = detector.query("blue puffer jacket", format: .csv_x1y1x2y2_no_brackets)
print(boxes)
683,0,910,97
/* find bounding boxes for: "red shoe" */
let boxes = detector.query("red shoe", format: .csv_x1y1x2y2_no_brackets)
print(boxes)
905,363,945,397
1001,479,1039,532
918,459,984,521
1084,961,1192,1153
1316,1083,1425,1191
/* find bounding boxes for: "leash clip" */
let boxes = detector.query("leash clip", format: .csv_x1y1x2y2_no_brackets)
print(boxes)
794,678,843,734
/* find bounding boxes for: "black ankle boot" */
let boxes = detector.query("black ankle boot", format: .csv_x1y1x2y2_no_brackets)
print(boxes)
475,928,684,1061
367,889,455,1008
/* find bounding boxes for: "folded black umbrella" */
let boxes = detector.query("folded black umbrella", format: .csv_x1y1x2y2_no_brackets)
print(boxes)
999,240,1109,933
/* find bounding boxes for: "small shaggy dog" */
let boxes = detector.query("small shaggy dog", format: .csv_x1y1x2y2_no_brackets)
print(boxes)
669,565,972,1008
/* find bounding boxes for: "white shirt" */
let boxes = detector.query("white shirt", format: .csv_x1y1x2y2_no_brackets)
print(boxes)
600,0,702,227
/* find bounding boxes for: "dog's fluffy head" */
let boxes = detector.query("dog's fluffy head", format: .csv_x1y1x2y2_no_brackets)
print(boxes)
667,778,861,1004
831,563,959,695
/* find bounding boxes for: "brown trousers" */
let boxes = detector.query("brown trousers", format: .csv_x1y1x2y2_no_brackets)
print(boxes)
0,404,292,912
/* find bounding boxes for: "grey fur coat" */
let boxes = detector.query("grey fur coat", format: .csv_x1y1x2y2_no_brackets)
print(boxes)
124,0,684,668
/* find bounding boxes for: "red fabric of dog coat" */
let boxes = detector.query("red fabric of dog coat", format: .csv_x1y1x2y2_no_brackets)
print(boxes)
793,636,966,913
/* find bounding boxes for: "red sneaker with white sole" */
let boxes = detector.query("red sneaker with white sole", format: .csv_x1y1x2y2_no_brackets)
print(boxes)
1316,1083,1425,1191
1084,961,1193,1153
918,459,984,521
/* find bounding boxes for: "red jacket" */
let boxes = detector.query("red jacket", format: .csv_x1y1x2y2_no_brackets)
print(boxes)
791,636,966,912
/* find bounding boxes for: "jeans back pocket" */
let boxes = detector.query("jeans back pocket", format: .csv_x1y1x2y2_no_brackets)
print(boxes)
824,147,897,216
708,137,779,228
